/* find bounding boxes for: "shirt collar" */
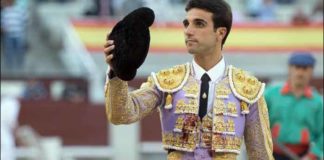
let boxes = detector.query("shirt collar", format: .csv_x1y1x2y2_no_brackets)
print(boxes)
281,82,313,98
192,57,225,82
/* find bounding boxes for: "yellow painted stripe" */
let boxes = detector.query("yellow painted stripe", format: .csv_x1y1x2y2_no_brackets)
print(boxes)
73,24,323,52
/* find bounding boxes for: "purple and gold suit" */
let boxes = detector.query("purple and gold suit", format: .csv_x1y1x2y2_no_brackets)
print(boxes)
105,63,274,160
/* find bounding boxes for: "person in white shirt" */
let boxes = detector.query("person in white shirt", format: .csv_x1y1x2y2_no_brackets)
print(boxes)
1,95,21,160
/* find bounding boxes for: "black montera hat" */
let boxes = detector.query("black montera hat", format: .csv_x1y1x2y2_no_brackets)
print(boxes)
107,7,155,81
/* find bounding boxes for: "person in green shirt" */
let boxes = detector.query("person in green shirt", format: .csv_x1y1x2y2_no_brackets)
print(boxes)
265,52,323,160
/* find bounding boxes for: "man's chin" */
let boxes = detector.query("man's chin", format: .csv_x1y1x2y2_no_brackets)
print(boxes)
186,47,196,54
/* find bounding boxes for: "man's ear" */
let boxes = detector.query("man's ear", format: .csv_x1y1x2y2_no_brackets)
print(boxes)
216,27,227,40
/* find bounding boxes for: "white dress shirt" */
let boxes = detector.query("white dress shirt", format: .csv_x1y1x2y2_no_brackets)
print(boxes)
192,57,226,113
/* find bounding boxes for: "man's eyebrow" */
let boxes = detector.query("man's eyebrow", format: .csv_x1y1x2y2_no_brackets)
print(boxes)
193,18,207,24
183,18,207,24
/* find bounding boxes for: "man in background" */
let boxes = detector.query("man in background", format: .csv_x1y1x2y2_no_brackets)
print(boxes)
265,52,323,160
1,0,28,71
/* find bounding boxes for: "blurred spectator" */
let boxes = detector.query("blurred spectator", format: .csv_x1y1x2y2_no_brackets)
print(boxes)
113,0,143,18
291,8,310,25
122,0,143,15
1,95,21,160
23,79,49,100
1,0,28,71
245,0,263,18
275,0,296,5
265,52,323,160
61,83,86,103
245,0,276,22
259,0,276,22
84,0,114,17
311,0,323,23
84,0,100,16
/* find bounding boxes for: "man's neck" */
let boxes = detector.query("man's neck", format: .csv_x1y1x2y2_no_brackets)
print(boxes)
291,83,307,97
194,52,222,71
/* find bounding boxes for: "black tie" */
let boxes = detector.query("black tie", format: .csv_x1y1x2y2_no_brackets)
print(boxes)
199,73,211,119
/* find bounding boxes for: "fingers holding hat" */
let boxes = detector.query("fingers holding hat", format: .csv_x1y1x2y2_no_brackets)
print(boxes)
104,40,115,56
104,40,114,48
104,40,114,51
104,40,115,67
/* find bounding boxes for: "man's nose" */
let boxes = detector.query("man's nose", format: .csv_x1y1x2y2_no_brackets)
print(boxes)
184,25,194,36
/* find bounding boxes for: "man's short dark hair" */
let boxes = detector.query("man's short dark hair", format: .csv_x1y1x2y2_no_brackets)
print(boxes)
185,0,232,48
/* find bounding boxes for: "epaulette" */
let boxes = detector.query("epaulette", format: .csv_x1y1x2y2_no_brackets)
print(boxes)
151,63,190,93
228,65,265,104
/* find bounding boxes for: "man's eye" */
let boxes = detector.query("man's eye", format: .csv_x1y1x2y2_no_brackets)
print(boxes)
183,21,189,27
195,22,205,27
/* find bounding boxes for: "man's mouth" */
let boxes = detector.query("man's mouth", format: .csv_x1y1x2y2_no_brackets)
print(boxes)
186,39,198,44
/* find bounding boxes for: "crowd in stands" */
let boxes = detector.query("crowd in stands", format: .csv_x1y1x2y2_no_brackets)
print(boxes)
83,0,323,24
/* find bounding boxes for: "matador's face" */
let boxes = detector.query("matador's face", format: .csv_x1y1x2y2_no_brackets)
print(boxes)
183,8,226,56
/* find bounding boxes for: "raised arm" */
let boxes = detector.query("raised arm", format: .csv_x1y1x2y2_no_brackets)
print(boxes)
105,75,163,125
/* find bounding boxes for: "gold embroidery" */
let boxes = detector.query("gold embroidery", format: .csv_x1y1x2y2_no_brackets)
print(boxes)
183,82,199,96
175,135,182,147
244,96,274,160
212,134,242,152
174,99,198,114
167,151,183,160
213,100,226,115
215,84,231,97
212,134,226,150
183,115,198,133
226,119,235,133
175,100,186,113
230,66,264,102
106,77,159,124
201,132,212,148
162,132,197,151
174,117,184,132
226,102,238,116
213,116,225,133
140,76,154,88
240,101,249,114
202,116,213,132
155,64,188,90
212,153,237,160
